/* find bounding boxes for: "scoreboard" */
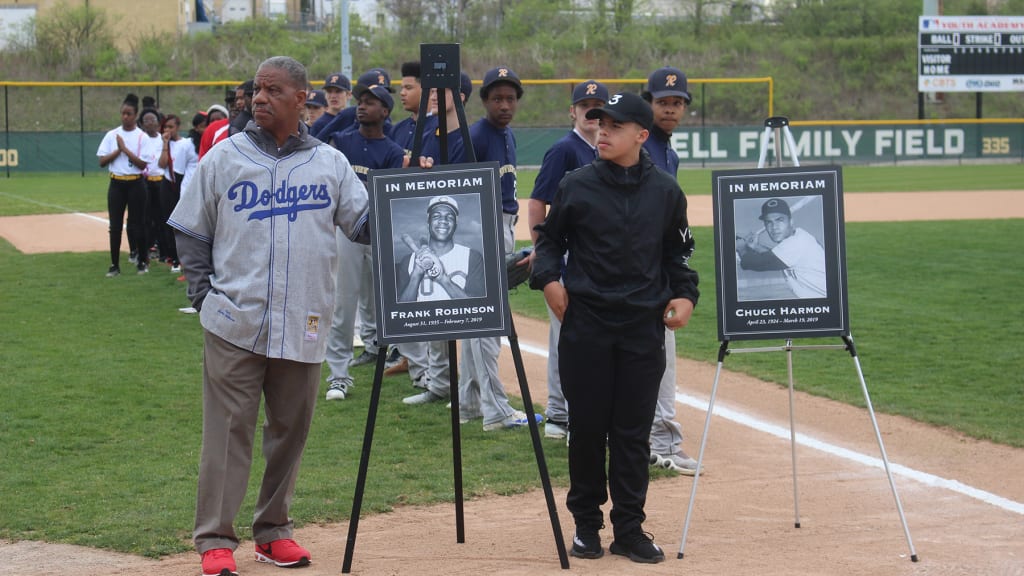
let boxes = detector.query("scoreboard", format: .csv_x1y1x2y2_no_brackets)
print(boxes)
918,16,1024,92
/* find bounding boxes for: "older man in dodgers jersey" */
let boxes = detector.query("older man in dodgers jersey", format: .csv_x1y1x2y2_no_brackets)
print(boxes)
169,56,369,576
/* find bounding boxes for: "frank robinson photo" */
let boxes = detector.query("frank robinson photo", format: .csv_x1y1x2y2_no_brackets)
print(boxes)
712,166,849,341
367,163,510,343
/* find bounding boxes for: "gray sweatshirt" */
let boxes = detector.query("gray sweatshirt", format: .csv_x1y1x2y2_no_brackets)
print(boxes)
170,121,369,363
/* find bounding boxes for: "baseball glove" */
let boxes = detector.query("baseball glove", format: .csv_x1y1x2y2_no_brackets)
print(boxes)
505,246,533,290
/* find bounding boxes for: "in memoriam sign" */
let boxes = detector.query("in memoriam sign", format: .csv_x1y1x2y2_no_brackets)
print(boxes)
918,15,1024,92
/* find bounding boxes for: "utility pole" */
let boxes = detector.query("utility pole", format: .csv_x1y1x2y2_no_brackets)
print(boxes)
339,0,352,78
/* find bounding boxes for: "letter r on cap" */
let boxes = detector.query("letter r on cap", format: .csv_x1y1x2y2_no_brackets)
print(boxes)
666,74,677,87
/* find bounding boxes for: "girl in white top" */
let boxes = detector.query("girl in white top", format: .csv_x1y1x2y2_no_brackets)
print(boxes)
96,93,147,276
157,114,199,271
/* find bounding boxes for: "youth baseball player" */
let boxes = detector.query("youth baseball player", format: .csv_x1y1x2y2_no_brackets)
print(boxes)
526,79,608,439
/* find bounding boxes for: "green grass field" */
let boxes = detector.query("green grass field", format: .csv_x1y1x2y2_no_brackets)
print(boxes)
0,167,1021,556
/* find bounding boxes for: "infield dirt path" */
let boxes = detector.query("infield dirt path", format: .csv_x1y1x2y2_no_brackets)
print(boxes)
1,191,1022,575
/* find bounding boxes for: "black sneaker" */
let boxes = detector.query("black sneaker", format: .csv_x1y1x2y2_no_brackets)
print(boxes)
609,531,665,564
105,265,120,278
570,524,603,559
349,349,378,367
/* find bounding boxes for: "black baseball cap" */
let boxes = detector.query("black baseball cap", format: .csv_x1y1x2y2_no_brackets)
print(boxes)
759,198,791,220
585,92,653,130
481,66,523,99
645,66,691,103
353,84,394,112
572,80,609,104
459,72,473,100
323,72,352,91
357,68,393,92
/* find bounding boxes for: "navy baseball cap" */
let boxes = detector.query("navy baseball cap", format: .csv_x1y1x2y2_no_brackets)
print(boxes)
585,92,653,130
323,72,351,91
481,66,523,99
357,68,393,92
428,195,459,215
459,72,473,100
305,89,327,108
645,66,691,103
759,198,791,220
572,80,609,104
354,84,394,112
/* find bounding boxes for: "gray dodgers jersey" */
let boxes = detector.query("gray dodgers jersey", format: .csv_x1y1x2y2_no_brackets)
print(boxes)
169,127,368,363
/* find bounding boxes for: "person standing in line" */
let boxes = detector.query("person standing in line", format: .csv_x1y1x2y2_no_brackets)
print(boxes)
304,89,327,126
97,93,148,277
525,79,608,440
200,95,236,159
309,72,352,137
314,67,394,141
447,65,539,431
156,114,196,273
322,85,405,401
530,92,699,563
168,56,369,576
378,60,425,377
137,107,165,272
399,73,474,411
640,66,701,475
390,61,423,159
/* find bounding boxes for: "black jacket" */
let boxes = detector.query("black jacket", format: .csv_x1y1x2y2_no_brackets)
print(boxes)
530,150,699,323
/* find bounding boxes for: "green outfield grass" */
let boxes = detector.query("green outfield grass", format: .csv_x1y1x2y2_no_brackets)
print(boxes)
0,169,1022,556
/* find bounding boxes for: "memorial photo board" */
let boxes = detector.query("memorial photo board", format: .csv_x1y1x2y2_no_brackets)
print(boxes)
711,166,850,341
367,162,510,343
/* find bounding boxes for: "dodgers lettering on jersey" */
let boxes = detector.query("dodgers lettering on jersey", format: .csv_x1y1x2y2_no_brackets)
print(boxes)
227,179,331,222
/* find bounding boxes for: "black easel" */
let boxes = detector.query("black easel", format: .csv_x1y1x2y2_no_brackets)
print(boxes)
342,43,569,573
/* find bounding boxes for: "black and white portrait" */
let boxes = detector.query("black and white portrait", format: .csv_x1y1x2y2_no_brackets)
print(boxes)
734,195,827,302
393,194,487,303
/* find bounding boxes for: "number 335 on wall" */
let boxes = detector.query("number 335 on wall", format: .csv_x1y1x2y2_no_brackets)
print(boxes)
981,137,1010,155
0,149,18,167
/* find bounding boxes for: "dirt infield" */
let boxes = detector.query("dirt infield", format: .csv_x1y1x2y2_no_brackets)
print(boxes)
2,191,1023,575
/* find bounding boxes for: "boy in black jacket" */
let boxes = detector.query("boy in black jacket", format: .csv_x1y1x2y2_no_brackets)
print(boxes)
530,92,699,564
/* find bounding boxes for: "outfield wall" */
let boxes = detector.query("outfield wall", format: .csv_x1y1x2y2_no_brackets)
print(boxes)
1,121,1021,174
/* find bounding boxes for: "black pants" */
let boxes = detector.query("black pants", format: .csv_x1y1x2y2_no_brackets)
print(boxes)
106,177,147,268
159,175,182,264
559,302,666,540
143,179,163,258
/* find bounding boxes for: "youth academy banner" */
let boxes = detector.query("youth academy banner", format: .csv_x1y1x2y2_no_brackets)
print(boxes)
711,166,850,341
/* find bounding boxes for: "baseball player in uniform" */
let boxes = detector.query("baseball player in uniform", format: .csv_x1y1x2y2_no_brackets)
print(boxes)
641,66,701,475
455,66,539,431
168,56,369,576
97,93,148,277
526,79,608,439
322,85,405,401
309,71,352,138
737,198,827,298
314,68,393,141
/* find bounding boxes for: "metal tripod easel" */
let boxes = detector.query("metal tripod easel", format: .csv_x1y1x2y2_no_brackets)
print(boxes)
676,116,918,563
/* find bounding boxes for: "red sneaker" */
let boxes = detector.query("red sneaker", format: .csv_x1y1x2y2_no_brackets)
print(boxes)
254,538,311,568
200,548,238,576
